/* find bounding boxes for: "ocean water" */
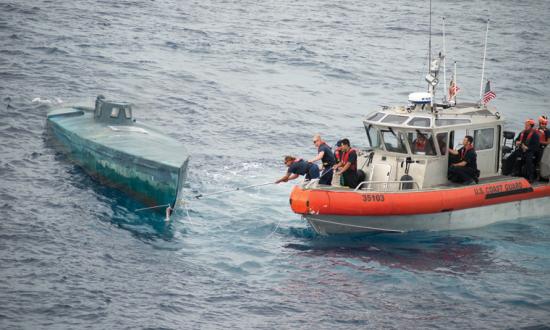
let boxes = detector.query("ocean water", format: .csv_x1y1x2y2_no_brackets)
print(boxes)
1,0,550,328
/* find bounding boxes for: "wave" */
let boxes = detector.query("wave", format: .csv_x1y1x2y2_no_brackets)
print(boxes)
30,46,69,55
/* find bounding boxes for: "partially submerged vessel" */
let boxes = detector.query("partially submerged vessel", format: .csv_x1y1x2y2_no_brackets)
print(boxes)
47,96,189,209
289,53,550,235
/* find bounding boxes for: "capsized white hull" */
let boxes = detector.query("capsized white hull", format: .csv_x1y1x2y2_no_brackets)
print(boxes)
304,196,550,235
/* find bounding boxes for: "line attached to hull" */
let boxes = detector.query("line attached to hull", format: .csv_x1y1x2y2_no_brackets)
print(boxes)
308,217,405,233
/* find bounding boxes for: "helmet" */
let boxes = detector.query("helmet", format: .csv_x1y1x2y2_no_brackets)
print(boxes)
526,119,536,126
539,116,548,126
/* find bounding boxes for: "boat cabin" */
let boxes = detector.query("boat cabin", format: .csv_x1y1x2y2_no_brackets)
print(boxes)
94,95,134,125
359,93,506,189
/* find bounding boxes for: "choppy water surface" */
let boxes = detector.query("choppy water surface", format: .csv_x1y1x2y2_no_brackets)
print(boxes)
2,0,550,328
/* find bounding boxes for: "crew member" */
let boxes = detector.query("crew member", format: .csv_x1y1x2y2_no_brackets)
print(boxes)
413,134,427,154
334,139,343,162
412,133,436,155
448,135,479,185
309,134,336,185
536,115,549,166
537,115,549,148
275,156,320,184
508,119,540,182
333,138,359,188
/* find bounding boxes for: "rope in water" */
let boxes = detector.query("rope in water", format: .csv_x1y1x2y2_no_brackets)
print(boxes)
137,176,324,236
180,200,196,225
265,218,282,239
139,161,334,213
184,182,283,238
193,182,276,199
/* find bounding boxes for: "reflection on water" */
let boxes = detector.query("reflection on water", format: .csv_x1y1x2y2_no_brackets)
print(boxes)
285,232,493,274
63,159,176,241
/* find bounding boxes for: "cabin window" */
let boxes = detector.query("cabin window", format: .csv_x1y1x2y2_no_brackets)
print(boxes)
435,118,471,126
367,112,385,121
365,124,381,149
450,129,467,149
407,117,431,127
474,128,494,150
382,115,408,125
436,132,448,155
407,131,436,155
124,107,132,119
381,129,407,153
110,107,120,118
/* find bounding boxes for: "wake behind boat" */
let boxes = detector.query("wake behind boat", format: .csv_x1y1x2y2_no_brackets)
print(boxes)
47,95,189,210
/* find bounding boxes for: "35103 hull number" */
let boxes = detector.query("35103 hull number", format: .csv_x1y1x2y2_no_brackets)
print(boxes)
362,194,385,202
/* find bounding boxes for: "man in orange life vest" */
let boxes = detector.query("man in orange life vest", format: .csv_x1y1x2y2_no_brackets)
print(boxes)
447,135,479,185
332,138,359,188
275,156,320,184
413,134,427,153
309,134,336,185
508,119,540,182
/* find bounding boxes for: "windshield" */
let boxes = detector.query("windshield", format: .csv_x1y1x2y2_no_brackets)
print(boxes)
365,124,381,149
381,129,408,153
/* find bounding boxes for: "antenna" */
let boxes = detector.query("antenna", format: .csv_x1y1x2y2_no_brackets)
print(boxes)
427,0,433,108
479,19,490,100
442,17,447,103
428,0,432,79
423,0,442,109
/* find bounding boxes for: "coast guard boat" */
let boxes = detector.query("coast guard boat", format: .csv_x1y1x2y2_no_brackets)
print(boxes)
47,96,189,210
289,54,550,235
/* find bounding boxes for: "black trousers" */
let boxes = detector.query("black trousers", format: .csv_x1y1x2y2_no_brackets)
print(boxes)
342,170,359,188
509,149,537,181
448,166,477,183
319,167,333,185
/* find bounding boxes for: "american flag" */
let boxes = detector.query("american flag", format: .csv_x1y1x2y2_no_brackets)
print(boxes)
482,80,496,104
448,78,460,100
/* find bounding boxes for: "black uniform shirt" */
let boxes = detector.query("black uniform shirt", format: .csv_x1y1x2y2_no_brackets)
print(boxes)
318,143,336,167
287,159,310,175
459,147,477,170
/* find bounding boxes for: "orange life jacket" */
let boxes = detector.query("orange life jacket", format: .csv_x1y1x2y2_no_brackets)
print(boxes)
519,129,536,145
334,147,343,161
341,148,357,171
536,128,547,141
415,140,426,151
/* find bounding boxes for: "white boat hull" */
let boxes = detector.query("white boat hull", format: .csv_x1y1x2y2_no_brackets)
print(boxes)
304,196,550,235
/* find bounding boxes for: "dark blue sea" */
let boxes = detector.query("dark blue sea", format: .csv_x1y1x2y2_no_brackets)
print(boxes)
2,0,550,328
